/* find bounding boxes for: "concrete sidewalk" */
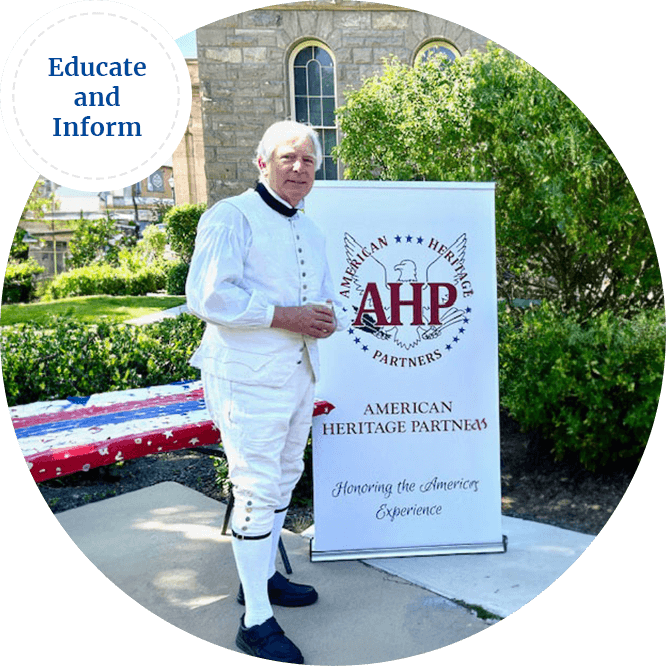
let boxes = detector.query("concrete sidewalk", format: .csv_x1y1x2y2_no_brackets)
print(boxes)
349,516,593,619
56,481,593,664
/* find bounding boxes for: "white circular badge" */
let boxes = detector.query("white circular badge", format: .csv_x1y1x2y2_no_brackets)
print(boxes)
0,0,192,191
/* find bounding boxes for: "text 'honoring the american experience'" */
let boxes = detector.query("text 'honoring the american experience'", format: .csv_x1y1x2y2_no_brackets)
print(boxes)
331,475,481,523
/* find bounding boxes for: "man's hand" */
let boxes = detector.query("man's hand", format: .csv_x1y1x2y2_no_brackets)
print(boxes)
271,302,336,338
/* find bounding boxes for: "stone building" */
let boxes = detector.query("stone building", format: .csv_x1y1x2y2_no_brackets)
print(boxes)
196,1,489,204
171,59,208,205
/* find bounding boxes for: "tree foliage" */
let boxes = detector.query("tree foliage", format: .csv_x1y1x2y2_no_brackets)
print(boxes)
67,217,133,269
335,46,662,319
21,179,56,221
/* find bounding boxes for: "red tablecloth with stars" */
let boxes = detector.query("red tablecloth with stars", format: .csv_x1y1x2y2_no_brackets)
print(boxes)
10,381,334,482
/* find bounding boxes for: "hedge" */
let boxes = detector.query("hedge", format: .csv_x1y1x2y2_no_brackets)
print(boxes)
498,304,665,471
44,261,174,299
3,301,663,474
3,259,45,304
1,314,204,407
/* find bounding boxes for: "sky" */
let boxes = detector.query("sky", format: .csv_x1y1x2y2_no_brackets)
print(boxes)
176,31,197,58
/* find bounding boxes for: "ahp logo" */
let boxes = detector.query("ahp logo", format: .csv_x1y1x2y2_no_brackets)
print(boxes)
339,231,474,367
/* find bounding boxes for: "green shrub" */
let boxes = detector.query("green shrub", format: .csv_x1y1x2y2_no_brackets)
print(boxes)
44,262,172,299
166,261,189,295
3,259,45,304
498,304,665,471
0,314,204,406
141,315,205,385
164,203,206,264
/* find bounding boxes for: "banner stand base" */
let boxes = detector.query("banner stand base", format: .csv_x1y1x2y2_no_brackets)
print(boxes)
310,535,508,562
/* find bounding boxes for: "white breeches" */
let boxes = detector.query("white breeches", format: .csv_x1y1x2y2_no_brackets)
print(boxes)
202,355,315,538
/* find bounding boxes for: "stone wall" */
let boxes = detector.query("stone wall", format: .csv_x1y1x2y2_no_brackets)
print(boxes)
197,2,489,204
172,59,208,205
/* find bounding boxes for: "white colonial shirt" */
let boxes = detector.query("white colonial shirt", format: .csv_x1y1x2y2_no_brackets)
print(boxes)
186,183,349,388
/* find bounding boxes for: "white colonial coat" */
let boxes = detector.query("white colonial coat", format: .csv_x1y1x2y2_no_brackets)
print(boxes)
186,186,348,387
186,185,348,535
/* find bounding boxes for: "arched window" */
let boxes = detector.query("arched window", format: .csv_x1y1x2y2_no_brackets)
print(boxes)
290,41,338,180
414,40,460,65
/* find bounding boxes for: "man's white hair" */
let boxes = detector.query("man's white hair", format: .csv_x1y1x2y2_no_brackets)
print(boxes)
256,120,323,171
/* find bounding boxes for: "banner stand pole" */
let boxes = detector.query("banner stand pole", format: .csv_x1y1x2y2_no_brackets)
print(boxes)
309,533,508,563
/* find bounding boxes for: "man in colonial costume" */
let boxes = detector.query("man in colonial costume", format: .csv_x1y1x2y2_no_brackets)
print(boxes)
187,120,347,663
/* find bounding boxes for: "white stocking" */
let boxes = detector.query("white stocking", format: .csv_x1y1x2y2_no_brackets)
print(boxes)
267,509,289,579
232,536,273,628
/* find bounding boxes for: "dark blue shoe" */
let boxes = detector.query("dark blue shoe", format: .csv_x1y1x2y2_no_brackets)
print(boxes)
237,571,319,607
236,615,304,664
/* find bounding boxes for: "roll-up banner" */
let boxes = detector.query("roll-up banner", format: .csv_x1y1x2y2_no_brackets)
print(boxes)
305,181,504,561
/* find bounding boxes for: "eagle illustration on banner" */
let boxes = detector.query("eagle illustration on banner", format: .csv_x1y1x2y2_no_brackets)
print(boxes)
340,231,474,361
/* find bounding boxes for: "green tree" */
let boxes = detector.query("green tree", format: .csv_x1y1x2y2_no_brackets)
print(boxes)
335,46,662,319
67,217,115,268
21,179,55,221
10,228,30,261
4,179,57,303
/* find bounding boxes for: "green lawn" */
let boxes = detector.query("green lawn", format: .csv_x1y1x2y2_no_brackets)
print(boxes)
1,294,187,326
